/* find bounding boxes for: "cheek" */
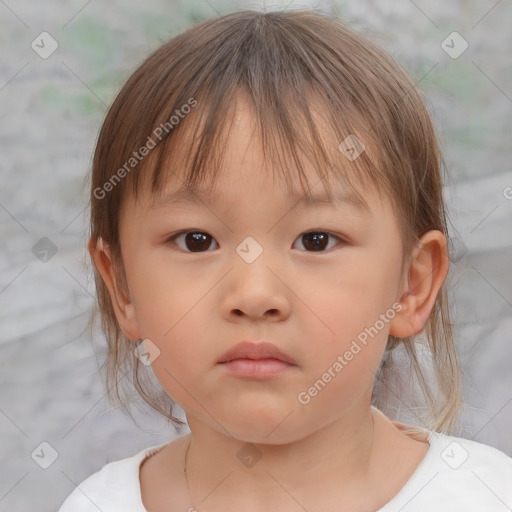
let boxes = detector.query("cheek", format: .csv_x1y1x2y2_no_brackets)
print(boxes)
145,313,215,410
297,252,400,385
125,252,207,337
304,253,400,340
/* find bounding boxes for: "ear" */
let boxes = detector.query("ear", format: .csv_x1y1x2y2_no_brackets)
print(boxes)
88,237,142,340
389,230,449,337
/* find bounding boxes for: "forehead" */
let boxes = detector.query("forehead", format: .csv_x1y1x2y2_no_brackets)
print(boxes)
148,177,373,217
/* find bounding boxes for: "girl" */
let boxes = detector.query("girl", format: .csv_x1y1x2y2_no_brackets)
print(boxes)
59,8,512,512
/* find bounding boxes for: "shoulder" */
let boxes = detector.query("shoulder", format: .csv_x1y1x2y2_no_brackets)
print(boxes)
405,431,512,510
379,430,512,511
58,442,169,512
432,432,512,504
430,431,512,478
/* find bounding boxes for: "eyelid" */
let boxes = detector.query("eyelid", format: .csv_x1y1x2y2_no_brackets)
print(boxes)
302,229,344,240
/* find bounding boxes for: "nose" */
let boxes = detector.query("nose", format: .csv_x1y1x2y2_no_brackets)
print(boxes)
222,255,291,323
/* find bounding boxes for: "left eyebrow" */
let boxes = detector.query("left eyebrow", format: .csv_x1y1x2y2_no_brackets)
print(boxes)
150,185,370,215
289,189,370,214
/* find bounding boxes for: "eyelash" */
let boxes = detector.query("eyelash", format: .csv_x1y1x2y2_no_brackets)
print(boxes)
165,229,347,253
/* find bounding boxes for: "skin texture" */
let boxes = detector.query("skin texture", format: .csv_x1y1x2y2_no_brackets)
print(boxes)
91,94,449,511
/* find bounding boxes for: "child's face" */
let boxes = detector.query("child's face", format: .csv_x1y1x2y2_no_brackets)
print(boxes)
115,97,407,443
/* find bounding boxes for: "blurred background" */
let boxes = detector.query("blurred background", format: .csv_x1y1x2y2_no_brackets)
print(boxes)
0,0,511,510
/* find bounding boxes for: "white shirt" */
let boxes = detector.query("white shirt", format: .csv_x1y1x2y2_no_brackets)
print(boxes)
59,431,512,511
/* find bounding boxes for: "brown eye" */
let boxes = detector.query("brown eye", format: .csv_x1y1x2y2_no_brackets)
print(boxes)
169,231,218,252
293,231,342,252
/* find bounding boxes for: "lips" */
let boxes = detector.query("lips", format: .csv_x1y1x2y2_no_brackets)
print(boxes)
217,341,297,365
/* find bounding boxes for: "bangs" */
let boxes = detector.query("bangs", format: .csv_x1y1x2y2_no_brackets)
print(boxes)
138,86,385,215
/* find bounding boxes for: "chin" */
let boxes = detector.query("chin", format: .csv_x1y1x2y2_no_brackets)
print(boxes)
220,408,307,446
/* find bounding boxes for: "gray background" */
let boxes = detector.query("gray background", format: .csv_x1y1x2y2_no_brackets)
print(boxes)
0,0,511,511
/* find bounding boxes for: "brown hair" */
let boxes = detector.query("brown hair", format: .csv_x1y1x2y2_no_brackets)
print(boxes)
87,9,462,433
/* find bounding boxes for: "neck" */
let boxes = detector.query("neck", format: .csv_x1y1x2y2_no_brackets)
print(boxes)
183,404,378,512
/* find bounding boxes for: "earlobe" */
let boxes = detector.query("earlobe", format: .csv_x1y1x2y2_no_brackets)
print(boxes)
88,237,142,340
389,230,449,338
